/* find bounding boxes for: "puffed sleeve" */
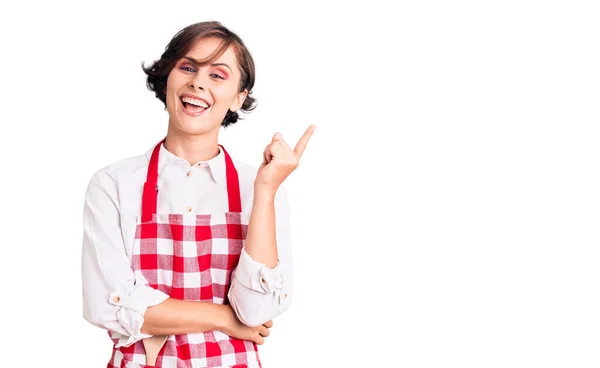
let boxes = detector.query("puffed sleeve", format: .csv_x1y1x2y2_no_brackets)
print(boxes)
227,186,293,326
81,168,169,347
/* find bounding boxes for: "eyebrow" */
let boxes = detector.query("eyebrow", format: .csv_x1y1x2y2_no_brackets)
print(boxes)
182,56,232,72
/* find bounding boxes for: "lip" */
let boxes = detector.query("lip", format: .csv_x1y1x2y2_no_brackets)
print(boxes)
180,98,209,117
179,94,211,117
179,93,211,107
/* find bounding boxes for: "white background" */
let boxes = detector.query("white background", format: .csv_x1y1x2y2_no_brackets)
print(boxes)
0,1,599,367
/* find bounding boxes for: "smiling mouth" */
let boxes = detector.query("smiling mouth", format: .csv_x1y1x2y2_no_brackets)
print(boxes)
180,96,210,114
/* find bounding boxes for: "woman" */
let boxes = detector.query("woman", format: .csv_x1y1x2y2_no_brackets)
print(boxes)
81,21,315,368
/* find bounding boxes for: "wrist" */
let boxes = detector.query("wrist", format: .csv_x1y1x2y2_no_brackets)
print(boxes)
215,304,235,333
253,186,277,202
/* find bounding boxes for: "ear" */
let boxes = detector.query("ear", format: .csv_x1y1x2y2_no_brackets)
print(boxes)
230,89,248,112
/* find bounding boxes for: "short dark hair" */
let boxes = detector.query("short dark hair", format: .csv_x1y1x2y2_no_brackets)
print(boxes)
141,21,257,127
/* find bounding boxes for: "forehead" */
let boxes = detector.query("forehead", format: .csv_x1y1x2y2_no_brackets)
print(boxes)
185,37,239,67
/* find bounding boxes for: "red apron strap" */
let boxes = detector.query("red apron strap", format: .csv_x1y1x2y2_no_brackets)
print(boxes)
142,141,242,221
219,144,242,213
141,139,163,223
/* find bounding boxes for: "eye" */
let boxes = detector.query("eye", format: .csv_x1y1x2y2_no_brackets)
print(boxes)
210,73,225,80
181,65,196,73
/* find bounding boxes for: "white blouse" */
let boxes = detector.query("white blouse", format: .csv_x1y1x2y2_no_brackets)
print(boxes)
81,141,292,348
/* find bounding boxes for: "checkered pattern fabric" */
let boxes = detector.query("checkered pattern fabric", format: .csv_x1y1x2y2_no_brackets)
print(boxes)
106,142,261,368
108,330,262,367
132,213,246,304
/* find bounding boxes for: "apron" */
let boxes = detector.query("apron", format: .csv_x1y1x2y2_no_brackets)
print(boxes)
107,141,261,368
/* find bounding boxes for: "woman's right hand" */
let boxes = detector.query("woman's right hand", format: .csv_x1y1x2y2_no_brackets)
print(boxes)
220,305,273,345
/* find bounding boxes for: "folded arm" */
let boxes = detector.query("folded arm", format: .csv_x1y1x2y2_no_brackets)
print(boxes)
82,169,258,346
228,186,293,326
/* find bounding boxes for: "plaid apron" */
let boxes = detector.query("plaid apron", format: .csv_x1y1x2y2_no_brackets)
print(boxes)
107,141,261,368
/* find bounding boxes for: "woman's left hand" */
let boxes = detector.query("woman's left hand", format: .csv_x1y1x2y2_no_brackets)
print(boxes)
254,125,316,197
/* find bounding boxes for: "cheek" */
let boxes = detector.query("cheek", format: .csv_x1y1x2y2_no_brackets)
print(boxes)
166,73,183,95
167,76,176,90
213,85,240,106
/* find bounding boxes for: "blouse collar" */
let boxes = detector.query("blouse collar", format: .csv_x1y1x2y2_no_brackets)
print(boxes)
145,139,225,183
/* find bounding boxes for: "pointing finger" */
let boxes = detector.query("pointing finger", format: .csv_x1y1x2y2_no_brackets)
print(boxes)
293,125,317,159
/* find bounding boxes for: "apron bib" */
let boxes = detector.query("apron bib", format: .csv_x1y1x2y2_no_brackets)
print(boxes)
107,141,261,368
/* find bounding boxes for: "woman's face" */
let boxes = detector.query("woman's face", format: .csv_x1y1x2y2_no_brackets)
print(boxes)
165,37,247,136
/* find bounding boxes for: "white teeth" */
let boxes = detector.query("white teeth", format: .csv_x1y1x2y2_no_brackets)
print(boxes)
182,96,209,108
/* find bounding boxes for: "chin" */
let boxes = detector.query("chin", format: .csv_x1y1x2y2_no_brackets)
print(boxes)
168,105,224,135
172,119,220,136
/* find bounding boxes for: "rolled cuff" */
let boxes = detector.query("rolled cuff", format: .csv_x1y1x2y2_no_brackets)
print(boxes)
108,283,169,347
234,248,283,294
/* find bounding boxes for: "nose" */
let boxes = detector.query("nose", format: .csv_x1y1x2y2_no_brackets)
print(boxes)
189,82,204,91
189,72,207,91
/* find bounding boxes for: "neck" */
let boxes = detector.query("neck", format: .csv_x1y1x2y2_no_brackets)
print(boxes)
163,126,220,165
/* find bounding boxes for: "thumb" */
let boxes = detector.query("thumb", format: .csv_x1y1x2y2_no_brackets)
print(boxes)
272,132,283,142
